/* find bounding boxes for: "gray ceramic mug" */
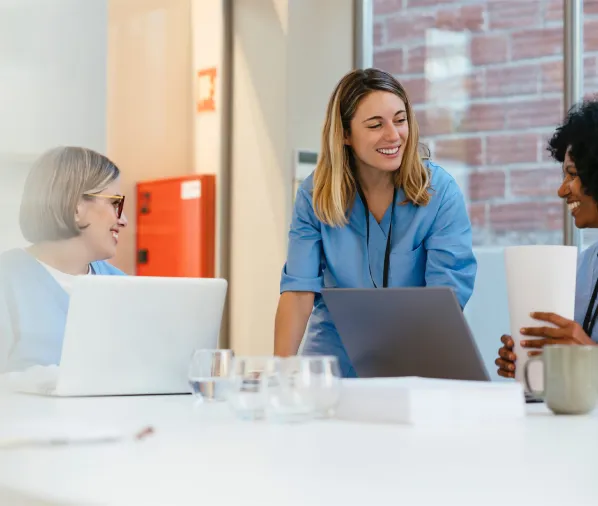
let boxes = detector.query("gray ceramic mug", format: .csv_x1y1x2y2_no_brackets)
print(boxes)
524,344,598,415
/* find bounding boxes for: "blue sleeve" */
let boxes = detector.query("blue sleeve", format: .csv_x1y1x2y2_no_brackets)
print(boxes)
280,186,324,293
424,181,477,309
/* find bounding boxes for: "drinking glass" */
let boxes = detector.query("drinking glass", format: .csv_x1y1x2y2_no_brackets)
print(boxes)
262,356,316,423
302,356,342,418
228,356,278,420
187,349,234,402
262,356,341,422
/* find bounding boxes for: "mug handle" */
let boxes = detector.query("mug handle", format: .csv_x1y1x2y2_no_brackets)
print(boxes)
523,355,544,397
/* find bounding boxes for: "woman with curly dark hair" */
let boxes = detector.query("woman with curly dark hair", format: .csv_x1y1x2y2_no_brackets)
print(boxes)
496,99,598,379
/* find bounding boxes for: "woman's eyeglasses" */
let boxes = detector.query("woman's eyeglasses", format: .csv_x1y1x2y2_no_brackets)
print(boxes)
83,193,125,219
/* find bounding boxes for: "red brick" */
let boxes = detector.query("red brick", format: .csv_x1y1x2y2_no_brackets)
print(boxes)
374,22,384,48
374,0,403,16
585,0,598,15
471,34,508,66
435,137,483,167
585,56,598,92
544,0,563,23
486,134,539,165
511,168,563,198
386,14,435,44
455,71,485,100
585,55,598,79
506,98,563,129
373,48,403,75
406,46,426,75
490,202,563,232
436,5,484,32
406,0,462,6
416,108,455,136
541,60,564,94
469,171,506,201
485,64,540,98
459,103,507,133
584,20,598,52
542,132,558,162
511,28,563,61
402,77,427,105
469,203,486,227
488,0,542,30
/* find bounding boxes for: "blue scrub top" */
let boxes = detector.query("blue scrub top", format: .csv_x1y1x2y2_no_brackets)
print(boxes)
575,240,598,342
280,161,477,377
0,249,126,373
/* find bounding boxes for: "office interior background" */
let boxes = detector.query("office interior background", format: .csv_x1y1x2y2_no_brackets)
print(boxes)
0,0,594,377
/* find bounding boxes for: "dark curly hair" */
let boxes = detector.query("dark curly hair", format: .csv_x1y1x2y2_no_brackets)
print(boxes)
548,99,598,202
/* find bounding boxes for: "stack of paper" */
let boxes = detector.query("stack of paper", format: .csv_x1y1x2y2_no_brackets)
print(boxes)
335,377,525,426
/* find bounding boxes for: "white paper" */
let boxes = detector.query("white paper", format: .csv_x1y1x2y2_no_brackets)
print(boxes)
181,180,201,200
335,377,525,426
504,246,577,392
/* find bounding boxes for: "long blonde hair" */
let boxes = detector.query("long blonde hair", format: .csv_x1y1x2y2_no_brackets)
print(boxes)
313,68,431,227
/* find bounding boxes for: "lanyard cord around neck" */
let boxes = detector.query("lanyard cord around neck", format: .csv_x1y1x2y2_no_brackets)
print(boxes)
355,182,397,288
582,269,598,337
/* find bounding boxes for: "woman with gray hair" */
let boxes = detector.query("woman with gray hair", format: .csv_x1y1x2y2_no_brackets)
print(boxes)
0,146,127,372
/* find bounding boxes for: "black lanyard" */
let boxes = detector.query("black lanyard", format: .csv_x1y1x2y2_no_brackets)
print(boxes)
355,182,397,288
582,271,598,337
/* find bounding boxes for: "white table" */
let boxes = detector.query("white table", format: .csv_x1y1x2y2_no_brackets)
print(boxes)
0,391,597,506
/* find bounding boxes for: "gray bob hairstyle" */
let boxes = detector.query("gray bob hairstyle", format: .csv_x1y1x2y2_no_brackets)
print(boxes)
19,146,120,243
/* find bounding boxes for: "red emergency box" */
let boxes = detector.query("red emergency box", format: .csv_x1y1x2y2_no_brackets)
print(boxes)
135,174,215,277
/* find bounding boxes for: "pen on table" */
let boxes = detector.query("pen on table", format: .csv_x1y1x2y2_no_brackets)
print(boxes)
0,425,155,450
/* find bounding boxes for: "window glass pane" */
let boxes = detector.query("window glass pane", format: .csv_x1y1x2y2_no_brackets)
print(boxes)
372,0,564,378
582,0,598,248
373,0,564,247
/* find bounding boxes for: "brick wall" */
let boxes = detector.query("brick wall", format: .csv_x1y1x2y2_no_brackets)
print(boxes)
374,0,598,247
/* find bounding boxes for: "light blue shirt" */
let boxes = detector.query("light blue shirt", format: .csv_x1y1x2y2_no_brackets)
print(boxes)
280,161,477,377
575,240,598,342
0,248,126,372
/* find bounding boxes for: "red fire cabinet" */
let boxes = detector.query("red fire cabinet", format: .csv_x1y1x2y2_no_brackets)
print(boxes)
135,174,215,278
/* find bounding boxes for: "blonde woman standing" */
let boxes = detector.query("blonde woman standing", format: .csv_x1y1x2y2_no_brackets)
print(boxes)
275,68,477,377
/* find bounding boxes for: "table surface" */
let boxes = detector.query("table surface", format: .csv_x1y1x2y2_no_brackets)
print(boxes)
0,391,597,506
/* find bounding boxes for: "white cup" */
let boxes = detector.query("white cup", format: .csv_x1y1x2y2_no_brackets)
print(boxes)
504,245,578,392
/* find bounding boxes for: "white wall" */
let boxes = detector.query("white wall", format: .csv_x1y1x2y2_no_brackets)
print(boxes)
0,0,108,252
229,0,354,354
192,0,225,177
191,0,228,279
107,0,194,274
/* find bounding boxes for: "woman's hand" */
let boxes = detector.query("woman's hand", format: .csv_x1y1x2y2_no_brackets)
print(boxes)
496,313,596,379
495,334,516,379
520,312,596,347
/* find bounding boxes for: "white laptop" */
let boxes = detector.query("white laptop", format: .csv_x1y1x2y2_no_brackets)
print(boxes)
45,275,227,397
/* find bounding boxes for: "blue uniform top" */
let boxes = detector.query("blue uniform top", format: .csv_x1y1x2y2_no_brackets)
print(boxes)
0,248,125,373
280,161,477,377
575,240,598,342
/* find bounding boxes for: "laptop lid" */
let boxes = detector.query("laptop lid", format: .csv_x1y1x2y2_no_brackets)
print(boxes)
321,287,490,381
55,276,228,396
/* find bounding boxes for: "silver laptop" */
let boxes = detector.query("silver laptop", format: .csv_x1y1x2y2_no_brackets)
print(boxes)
321,287,490,381
52,275,228,396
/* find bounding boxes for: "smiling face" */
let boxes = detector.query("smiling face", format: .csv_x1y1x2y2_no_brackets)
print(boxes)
345,90,409,175
558,148,598,229
76,177,128,260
